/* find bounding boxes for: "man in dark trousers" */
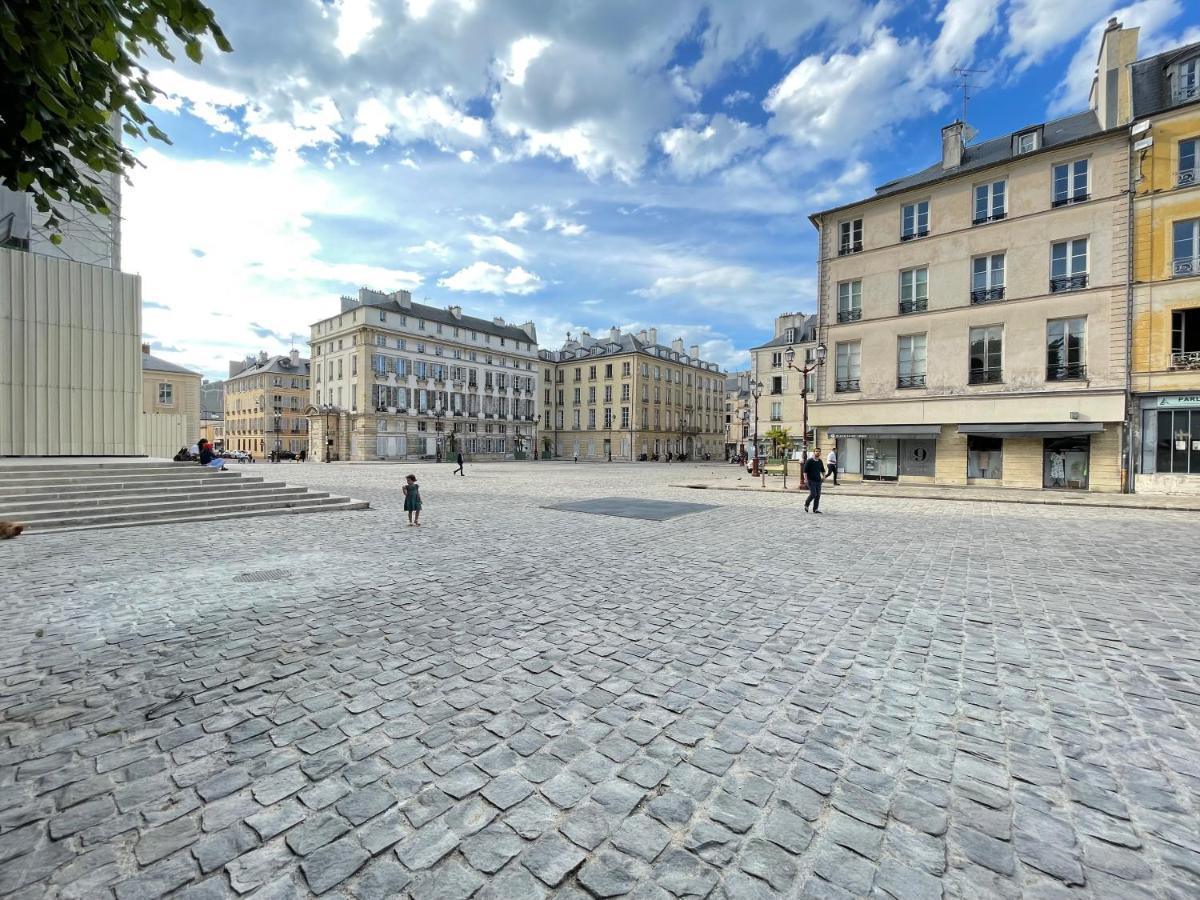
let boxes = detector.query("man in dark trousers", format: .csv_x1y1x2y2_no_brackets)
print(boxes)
454,451,465,476
803,448,827,514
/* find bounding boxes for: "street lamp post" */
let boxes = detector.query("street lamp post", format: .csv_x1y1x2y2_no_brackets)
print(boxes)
432,407,445,461
784,343,828,471
750,380,763,478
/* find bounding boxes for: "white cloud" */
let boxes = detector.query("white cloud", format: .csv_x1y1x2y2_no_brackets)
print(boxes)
458,150,477,163
659,113,766,178
406,240,450,257
1005,0,1105,71
467,233,528,261
504,36,552,86
722,90,753,107
539,207,587,236
438,262,544,295
334,0,381,57
502,210,530,230
931,0,1002,76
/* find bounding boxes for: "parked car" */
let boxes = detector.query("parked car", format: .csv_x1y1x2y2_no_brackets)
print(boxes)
274,450,297,461
745,454,768,474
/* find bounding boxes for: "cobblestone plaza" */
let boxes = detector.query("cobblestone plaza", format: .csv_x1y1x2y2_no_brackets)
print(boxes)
2,462,1198,899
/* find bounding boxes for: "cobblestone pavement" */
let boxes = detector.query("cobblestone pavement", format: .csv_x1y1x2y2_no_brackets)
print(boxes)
2,461,1199,900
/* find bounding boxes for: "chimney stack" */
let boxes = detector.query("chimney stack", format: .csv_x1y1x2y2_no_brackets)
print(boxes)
449,305,462,319
290,348,300,368
259,350,268,364
609,326,620,343
1090,18,1138,128
941,121,964,170
690,344,700,360
141,342,150,355
647,328,657,345
671,337,685,353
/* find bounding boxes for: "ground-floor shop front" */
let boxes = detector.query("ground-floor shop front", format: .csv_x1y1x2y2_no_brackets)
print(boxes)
542,430,723,461
817,422,1122,493
1133,393,1200,495
307,408,533,461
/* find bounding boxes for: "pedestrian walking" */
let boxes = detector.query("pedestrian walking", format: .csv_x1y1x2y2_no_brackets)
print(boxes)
802,448,827,514
454,451,465,476
403,474,422,526
826,447,838,486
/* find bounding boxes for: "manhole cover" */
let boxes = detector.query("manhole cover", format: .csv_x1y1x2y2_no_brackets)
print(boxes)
543,497,717,521
233,569,293,583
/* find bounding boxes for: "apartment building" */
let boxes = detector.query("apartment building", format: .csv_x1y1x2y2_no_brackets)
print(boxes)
1129,37,1200,493
142,343,201,433
538,328,725,461
749,313,819,453
225,350,311,456
307,289,538,461
808,35,1134,492
723,370,752,460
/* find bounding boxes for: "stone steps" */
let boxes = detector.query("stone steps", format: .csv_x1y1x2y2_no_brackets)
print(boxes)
0,462,368,533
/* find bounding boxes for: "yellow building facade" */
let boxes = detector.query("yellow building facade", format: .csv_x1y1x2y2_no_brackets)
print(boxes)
225,350,311,457
1130,40,1200,493
539,328,725,461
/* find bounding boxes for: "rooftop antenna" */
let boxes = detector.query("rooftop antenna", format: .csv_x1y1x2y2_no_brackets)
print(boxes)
953,65,987,140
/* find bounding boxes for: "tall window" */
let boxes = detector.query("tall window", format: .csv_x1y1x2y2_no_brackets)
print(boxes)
967,436,1003,479
588,409,596,429
901,200,930,240
1174,57,1199,103
604,385,612,402
621,407,630,428
770,375,783,395
1156,409,1200,474
1050,238,1089,291
899,267,928,314
158,383,173,405
839,218,863,255
1172,308,1200,367
835,342,861,392
971,253,1006,303
604,408,613,428
1047,317,1087,380
770,401,782,421
771,351,782,367
1179,139,1197,187
974,180,1006,224
969,326,1003,384
838,280,862,322
897,334,927,388
1052,159,1090,206
1173,219,1200,276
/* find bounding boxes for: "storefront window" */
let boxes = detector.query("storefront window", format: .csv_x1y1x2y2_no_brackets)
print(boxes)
1043,437,1090,489
1156,409,1200,474
967,436,1003,479
836,437,862,474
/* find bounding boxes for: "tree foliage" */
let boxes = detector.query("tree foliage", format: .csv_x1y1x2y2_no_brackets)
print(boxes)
763,426,791,457
0,0,231,236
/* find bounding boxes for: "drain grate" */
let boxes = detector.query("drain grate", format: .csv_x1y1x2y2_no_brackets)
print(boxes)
233,568,293,583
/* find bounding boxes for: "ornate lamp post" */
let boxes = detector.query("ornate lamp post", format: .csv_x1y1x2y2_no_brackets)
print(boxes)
431,407,445,461
783,343,827,459
750,380,763,477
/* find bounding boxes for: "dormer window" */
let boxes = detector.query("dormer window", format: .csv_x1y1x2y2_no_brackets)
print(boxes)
1175,57,1199,103
1015,130,1039,154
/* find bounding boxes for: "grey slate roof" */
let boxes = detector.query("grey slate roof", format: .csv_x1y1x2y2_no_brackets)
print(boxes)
141,353,200,376
750,314,818,351
1132,41,1200,117
231,355,311,379
541,331,724,372
351,291,537,345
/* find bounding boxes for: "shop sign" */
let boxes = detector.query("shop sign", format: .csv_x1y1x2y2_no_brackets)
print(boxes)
1156,395,1200,408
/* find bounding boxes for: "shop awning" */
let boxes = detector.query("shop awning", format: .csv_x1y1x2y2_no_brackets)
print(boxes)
957,422,1105,437
826,425,943,438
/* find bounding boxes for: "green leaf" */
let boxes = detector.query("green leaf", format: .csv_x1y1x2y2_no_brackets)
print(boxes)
50,234,63,246
91,35,119,62
184,39,202,63
20,118,44,142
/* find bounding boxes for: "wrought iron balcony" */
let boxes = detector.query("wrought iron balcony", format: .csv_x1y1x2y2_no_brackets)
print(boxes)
838,241,863,256
1178,168,1197,187
835,379,860,393
900,228,929,242
1173,257,1199,277
1051,193,1090,208
969,369,1003,385
970,286,1005,304
1050,273,1088,292
1046,363,1087,381
837,308,863,323
1171,350,1200,369
897,374,926,389
972,212,1006,225
899,297,928,315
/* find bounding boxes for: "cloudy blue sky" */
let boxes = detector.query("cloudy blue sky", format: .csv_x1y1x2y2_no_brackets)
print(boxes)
127,0,1200,380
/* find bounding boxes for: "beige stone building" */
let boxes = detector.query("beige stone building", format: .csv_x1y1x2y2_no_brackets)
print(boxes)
808,41,1134,492
748,313,819,455
199,413,225,451
538,328,725,461
307,289,538,461
723,371,752,460
141,344,202,453
225,350,311,456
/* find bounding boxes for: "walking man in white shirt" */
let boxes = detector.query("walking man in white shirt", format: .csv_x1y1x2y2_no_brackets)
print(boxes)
826,447,839,486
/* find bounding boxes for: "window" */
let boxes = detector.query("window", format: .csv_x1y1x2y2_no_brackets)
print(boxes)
588,409,596,429
604,408,613,428
835,342,860,392
158,383,173,405
1178,139,1197,186
901,200,929,240
621,407,630,428
604,385,612,402
1050,238,1089,291
969,325,1003,384
899,267,928,314
967,436,1003,478
1052,159,1089,207
837,281,862,322
573,387,580,404
573,410,580,429
589,365,597,380
897,334,927,388
771,352,782,368
1015,130,1038,154
1156,409,1200,474
1047,318,1087,380
839,218,863,255
1044,437,1091,489
1173,219,1200,276
1174,56,1199,103
621,384,630,401
605,364,613,378
1172,308,1200,368
622,362,631,377
971,253,1006,303
588,386,596,403
770,376,783,395
973,180,1006,224
770,401,782,421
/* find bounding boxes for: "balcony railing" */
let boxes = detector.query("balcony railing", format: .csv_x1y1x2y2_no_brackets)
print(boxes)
768,416,782,422
838,241,863,256
1047,363,1088,381
1050,273,1088,292
969,369,1003,385
899,297,928,315
1172,84,1199,104
970,286,1005,304
1173,257,1199,277
897,374,926,389
1171,350,1200,369
837,308,863,323
900,229,929,242
972,212,1006,225
1051,193,1090,208
835,379,860,393
1178,168,1197,187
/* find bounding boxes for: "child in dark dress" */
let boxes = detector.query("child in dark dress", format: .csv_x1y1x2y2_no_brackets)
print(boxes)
403,474,422,526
